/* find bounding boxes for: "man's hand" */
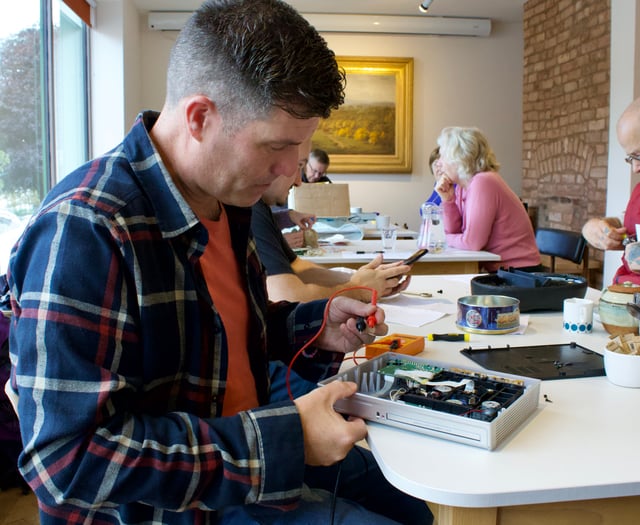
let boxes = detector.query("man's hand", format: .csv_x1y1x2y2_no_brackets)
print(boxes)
283,230,304,249
289,210,316,230
315,295,387,354
294,381,367,466
582,217,626,250
350,255,411,298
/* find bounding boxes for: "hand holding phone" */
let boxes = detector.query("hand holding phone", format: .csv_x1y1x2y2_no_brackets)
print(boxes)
402,248,428,265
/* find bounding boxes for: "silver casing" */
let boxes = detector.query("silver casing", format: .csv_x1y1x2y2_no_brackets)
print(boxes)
319,352,541,450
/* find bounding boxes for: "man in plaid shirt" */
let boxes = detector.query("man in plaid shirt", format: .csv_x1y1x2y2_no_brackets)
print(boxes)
6,0,432,523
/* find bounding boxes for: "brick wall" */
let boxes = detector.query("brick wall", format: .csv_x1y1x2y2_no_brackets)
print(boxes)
522,0,610,287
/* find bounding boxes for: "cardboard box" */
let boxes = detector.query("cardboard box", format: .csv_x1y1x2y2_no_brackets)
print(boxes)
289,183,350,217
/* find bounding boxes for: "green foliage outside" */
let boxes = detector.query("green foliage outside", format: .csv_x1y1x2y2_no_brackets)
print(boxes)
0,27,45,217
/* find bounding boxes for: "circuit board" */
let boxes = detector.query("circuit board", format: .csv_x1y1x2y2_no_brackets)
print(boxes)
375,358,525,422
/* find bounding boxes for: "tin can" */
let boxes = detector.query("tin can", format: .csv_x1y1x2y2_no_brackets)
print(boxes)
456,295,520,334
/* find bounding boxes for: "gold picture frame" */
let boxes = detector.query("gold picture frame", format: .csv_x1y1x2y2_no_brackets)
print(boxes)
312,56,413,173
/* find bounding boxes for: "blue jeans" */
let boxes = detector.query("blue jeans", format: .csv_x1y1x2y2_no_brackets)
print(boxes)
217,487,404,524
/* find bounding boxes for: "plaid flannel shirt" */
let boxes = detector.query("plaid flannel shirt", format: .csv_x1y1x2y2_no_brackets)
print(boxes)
7,112,342,524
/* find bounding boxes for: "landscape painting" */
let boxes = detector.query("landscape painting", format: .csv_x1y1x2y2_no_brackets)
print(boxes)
312,56,413,173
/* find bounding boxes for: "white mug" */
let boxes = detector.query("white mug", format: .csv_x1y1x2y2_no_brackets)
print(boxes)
562,298,594,334
376,215,391,230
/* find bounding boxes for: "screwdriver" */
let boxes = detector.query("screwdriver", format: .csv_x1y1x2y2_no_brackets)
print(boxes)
427,333,470,342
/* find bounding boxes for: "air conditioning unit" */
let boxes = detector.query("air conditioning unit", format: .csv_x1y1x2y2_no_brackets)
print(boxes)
302,13,491,37
147,11,491,37
147,12,191,31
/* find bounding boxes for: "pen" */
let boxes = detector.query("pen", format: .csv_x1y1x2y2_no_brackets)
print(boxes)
427,333,470,342
356,250,385,254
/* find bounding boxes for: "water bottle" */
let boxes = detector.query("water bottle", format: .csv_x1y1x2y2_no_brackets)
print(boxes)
427,206,446,253
417,202,433,249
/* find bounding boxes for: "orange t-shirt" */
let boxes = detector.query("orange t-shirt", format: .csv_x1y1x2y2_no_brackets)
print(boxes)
199,208,258,415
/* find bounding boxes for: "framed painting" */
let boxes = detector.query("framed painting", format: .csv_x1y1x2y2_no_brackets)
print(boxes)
312,56,413,173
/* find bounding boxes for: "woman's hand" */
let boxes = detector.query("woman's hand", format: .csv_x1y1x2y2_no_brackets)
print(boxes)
435,175,455,202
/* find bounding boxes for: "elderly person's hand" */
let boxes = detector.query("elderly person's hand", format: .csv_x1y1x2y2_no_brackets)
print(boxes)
582,217,626,250
434,174,455,203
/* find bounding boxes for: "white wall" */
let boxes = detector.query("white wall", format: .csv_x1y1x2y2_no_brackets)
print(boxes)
322,23,523,230
132,21,524,231
90,0,127,158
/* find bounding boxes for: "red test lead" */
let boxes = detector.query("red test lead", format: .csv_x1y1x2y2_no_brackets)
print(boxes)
366,290,378,328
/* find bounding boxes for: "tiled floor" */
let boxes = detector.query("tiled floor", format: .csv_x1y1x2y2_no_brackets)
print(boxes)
0,487,39,525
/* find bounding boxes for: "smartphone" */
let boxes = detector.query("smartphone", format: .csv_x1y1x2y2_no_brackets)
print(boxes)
402,248,429,265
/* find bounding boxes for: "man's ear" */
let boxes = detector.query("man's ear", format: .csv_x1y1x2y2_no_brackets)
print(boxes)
184,96,217,141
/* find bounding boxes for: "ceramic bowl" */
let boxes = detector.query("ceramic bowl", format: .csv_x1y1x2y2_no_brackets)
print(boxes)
603,347,640,388
598,284,640,336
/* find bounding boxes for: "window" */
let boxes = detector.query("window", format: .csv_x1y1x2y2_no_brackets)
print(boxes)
0,0,89,271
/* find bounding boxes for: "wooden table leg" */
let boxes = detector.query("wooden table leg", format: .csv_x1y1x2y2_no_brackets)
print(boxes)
428,496,640,525
428,503,497,525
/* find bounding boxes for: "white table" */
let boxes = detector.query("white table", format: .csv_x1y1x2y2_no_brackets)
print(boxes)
365,274,640,525
301,239,500,275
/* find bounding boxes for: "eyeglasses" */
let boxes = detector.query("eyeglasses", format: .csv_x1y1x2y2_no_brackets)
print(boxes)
625,153,640,164
306,162,326,178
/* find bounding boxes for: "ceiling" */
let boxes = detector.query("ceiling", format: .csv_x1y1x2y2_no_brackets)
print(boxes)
131,0,526,24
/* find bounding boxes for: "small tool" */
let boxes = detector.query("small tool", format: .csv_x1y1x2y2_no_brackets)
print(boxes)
402,291,433,298
427,333,470,342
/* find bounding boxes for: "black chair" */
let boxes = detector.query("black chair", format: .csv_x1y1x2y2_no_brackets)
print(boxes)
535,227,589,279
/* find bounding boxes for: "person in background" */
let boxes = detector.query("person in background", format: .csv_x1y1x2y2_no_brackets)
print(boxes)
254,153,429,525
271,159,317,238
252,150,412,303
582,97,640,284
6,1,431,523
422,147,443,209
302,148,332,183
434,126,541,272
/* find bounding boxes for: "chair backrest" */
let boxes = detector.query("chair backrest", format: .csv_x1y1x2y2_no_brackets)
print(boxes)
535,227,586,264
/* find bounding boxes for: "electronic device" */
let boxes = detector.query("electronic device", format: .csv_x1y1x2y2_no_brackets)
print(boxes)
402,248,429,265
320,352,540,450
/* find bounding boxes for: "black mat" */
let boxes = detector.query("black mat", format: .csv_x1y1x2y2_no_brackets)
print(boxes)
460,342,604,380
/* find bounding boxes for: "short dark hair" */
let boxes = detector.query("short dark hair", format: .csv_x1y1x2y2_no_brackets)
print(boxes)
309,148,330,166
166,0,345,129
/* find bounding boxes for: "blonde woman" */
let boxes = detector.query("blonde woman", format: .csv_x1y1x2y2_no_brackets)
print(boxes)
434,126,541,272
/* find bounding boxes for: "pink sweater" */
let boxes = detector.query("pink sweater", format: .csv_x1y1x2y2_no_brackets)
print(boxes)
442,171,540,272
